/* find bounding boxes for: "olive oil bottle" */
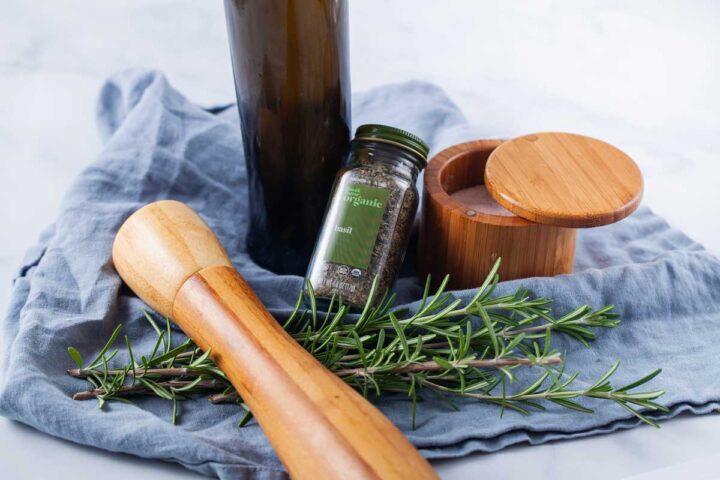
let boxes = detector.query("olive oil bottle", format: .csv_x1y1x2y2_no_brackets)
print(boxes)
223,0,351,274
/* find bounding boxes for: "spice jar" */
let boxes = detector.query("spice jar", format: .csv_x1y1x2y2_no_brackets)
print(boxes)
307,124,429,308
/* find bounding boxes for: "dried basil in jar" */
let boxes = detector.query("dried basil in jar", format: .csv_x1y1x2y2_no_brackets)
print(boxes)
306,124,429,308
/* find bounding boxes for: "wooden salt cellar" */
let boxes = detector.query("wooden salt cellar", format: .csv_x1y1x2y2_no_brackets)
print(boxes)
418,133,643,289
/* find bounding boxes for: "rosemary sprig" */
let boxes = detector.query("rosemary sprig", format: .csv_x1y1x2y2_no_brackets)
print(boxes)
67,259,667,428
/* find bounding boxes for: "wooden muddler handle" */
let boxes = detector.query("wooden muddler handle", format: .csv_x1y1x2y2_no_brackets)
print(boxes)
112,200,438,480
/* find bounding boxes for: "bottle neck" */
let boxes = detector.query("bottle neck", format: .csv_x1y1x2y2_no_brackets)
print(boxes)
350,140,424,181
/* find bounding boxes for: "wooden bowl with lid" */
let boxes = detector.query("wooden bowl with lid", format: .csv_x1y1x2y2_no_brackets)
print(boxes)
417,133,642,289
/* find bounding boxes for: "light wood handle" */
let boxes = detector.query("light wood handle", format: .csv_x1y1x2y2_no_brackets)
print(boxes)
112,201,437,480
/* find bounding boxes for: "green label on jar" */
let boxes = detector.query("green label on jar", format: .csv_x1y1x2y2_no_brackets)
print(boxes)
324,183,389,270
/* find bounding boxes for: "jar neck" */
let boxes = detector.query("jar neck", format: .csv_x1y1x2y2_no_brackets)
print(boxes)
350,140,424,181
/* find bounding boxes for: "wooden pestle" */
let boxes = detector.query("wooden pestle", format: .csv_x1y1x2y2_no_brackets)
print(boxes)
112,200,438,480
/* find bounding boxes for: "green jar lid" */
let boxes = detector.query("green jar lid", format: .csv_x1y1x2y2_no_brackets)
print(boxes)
353,124,430,166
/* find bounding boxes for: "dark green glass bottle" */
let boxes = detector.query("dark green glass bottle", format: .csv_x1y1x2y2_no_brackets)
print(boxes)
223,0,351,274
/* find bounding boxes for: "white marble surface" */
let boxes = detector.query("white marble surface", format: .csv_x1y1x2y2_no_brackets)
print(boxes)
1,0,719,478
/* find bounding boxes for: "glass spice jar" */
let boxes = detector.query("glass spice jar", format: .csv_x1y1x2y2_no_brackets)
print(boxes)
306,124,429,308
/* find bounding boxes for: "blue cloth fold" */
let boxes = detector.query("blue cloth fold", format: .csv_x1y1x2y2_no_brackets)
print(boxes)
1,69,719,479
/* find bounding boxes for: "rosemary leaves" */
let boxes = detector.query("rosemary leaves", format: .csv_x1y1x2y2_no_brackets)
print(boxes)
67,258,667,428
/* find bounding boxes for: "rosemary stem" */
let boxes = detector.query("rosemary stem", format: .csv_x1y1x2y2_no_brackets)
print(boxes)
499,324,553,336
334,356,561,377
71,357,561,401
400,302,539,326
499,319,594,337
68,367,195,379
72,380,225,400
209,392,238,404
418,378,572,401
418,379,663,408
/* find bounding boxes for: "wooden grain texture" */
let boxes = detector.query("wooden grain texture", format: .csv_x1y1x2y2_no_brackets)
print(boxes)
112,201,438,480
112,200,231,317
418,140,576,289
485,132,643,228
175,266,437,480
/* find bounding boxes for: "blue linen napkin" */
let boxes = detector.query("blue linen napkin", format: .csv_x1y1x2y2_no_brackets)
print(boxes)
1,69,719,479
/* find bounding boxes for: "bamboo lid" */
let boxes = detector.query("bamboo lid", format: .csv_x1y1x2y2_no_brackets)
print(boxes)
484,132,643,228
